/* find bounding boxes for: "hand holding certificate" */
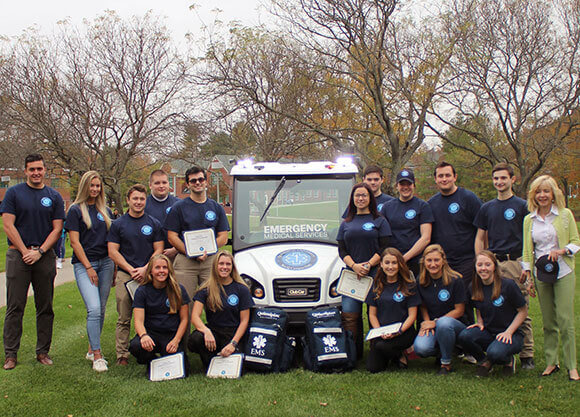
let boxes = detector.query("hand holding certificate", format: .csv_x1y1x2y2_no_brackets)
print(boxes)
366,323,403,341
183,228,218,258
336,268,373,302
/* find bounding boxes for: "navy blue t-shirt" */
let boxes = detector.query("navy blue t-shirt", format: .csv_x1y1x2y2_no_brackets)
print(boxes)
106,213,164,269
133,283,191,333
337,214,392,264
65,204,112,263
145,194,180,249
194,281,253,328
380,196,434,262
428,187,482,265
473,196,527,254
164,197,230,245
417,277,466,319
366,280,421,326
468,278,526,335
0,183,65,247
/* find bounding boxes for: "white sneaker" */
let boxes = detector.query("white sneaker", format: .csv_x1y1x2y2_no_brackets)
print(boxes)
93,358,108,372
85,352,94,361
463,354,478,365
56,259,63,269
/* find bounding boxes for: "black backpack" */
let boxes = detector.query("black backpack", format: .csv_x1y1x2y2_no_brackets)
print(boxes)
244,308,295,373
302,306,356,373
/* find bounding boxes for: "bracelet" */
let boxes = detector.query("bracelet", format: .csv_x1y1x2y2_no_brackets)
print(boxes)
140,333,149,339
230,339,238,348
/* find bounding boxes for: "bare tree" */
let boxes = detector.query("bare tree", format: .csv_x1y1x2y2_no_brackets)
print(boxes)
0,12,190,207
432,0,580,195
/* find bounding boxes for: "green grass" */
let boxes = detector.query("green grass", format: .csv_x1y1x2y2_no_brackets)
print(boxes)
0,223,578,416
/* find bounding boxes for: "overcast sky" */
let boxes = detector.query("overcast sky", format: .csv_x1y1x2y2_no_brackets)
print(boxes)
0,1,269,42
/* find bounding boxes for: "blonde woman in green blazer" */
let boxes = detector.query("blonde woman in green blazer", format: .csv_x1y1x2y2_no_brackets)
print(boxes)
522,175,580,381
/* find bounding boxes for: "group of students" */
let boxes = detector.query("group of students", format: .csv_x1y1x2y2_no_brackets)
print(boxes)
2,155,578,382
338,163,579,380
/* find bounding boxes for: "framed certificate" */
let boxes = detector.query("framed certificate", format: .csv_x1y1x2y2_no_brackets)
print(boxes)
336,268,373,302
149,352,185,381
206,353,244,379
183,228,218,258
365,323,403,341
124,279,141,301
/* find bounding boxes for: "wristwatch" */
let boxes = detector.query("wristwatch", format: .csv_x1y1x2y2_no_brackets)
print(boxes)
38,248,45,255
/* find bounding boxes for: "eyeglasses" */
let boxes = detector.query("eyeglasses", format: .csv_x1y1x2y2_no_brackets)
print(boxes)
189,177,206,184
354,193,369,199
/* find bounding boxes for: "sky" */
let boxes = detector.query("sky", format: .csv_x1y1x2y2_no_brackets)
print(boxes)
0,1,269,42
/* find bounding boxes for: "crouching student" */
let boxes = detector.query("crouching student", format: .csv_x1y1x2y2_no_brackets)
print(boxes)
129,255,190,373
189,251,253,370
366,248,420,373
458,251,527,377
413,244,466,375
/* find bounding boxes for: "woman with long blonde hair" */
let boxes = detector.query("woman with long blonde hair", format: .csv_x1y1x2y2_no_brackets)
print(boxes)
66,170,114,372
413,244,466,375
188,251,253,370
522,175,579,381
129,254,191,373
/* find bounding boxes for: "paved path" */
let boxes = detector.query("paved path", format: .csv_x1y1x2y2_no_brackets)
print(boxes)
0,259,76,308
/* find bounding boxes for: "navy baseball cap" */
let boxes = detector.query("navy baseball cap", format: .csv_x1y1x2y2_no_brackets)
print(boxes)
535,255,559,283
396,169,415,184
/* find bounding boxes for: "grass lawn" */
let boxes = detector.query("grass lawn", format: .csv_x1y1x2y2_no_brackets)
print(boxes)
0,223,578,416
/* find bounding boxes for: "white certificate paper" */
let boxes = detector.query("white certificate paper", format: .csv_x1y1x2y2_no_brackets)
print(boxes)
149,352,185,381
366,323,403,341
183,228,218,258
336,268,373,302
124,279,141,301
206,354,244,379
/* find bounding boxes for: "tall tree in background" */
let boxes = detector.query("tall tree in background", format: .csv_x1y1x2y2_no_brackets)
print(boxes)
0,12,190,208
432,0,580,196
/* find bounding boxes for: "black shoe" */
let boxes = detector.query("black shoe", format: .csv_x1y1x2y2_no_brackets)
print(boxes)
437,365,452,375
540,365,560,377
503,356,516,376
476,361,491,377
520,357,535,370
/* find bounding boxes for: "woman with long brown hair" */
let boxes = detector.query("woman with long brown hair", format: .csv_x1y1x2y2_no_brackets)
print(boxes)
366,248,420,372
458,251,527,377
188,251,253,370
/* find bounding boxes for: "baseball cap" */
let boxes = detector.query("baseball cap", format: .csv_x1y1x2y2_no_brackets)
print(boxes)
535,255,559,283
396,169,415,184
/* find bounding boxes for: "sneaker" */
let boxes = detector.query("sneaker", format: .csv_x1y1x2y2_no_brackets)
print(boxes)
93,358,108,372
520,357,535,370
116,357,129,366
437,365,452,375
503,356,516,376
56,259,63,269
462,354,478,365
85,352,94,361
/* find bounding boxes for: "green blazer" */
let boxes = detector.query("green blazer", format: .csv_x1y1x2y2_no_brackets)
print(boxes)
522,207,580,273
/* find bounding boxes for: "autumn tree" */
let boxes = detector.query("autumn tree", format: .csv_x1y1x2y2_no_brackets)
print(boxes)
432,0,580,195
0,12,190,208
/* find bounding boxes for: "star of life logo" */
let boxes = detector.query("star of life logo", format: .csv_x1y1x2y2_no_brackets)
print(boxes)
250,334,267,357
322,334,340,353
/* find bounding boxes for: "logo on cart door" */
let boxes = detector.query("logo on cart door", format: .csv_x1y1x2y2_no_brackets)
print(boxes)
323,334,339,353
251,334,267,357
275,249,318,270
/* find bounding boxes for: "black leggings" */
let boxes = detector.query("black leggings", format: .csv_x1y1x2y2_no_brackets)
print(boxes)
366,327,417,373
188,326,244,370
129,329,189,374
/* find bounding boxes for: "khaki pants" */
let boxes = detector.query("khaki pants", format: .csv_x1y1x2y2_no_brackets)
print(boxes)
499,259,534,359
115,270,133,359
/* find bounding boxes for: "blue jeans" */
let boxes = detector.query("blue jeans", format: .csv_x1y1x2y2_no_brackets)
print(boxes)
458,327,523,365
413,316,466,365
74,258,114,351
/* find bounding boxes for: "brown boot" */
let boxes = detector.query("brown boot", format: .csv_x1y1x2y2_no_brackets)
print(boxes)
342,312,363,360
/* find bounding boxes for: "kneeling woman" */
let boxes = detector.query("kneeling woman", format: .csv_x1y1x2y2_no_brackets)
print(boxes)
189,251,253,370
366,248,420,373
129,254,190,370
413,244,466,374
458,251,527,376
